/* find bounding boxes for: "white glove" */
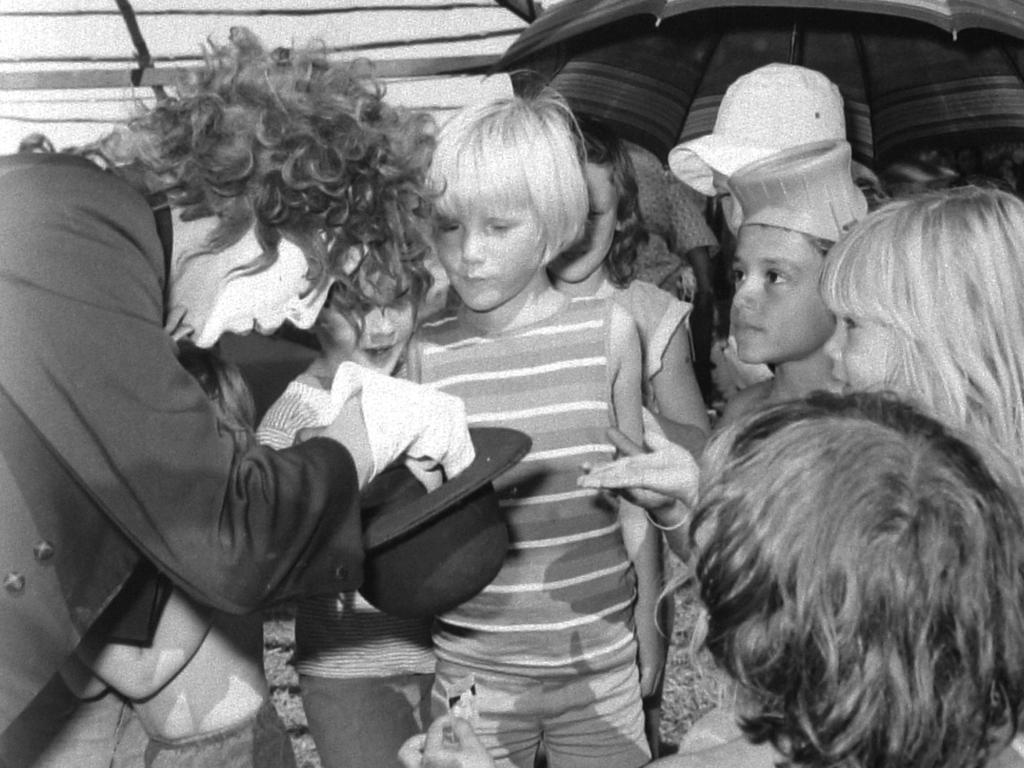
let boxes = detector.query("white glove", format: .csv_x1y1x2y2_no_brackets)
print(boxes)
331,362,475,481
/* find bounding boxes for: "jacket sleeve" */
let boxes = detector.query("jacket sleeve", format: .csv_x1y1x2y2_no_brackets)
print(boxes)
0,153,363,615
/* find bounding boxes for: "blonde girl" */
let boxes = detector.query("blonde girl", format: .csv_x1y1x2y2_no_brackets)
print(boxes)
820,185,1024,476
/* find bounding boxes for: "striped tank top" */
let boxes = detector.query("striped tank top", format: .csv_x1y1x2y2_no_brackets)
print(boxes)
413,296,638,677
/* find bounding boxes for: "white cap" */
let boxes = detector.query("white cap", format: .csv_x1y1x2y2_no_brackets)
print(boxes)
668,64,846,196
727,140,867,243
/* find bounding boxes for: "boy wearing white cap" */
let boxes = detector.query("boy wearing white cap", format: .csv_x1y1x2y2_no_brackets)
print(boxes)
668,64,874,408
715,139,867,427
668,63,849,232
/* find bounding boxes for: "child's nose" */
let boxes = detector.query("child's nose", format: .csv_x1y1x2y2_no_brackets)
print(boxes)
823,323,845,365
461,230,488,264
365,309,397,341
731,279,757,310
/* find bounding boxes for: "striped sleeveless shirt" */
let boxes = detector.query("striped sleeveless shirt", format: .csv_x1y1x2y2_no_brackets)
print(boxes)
414,295,638,677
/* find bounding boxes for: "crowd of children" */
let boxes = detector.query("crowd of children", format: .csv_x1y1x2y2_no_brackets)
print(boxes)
256,247,437,768
285,68,1024,768
13,32,1024,768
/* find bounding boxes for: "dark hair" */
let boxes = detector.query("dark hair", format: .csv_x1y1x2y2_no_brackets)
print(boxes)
177,343,256,451
693,391,1024,768
320,242,433,336
578,118,647,288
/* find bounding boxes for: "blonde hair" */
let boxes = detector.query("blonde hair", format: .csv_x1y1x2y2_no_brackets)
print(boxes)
428,89,588,258
820,186,1024,469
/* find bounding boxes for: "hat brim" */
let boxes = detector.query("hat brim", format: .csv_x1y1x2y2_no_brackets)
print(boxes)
669,136,778,195
362,426,531,552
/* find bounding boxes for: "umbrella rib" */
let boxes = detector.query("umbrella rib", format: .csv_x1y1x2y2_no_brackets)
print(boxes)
788,17,802,65
850,27,876,170
113,0,167,101
996,42,1024,95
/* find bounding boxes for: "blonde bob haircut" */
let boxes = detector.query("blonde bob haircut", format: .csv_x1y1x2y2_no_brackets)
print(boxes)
428,88,588,259
820,186,1024,471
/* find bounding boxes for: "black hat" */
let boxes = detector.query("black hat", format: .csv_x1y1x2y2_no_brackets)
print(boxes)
359,427,531,618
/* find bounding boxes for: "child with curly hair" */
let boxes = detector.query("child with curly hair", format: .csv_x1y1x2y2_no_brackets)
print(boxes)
548,118,709,452
682,391,1024,768
257,244,435,768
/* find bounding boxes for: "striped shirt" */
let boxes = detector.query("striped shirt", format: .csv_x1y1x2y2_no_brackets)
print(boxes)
413,296,638,677
257,380,434,678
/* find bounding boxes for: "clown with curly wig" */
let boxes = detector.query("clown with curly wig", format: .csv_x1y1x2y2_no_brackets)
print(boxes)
106,26,435,346
0,26,478,764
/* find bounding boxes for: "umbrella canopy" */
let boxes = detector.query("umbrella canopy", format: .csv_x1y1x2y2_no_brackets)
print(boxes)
501,0,1024,65
500,6,1024,167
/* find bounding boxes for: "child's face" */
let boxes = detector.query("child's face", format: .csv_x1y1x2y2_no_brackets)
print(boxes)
435,203,547,314
318,299,416,376
730,224,835,366
548,162,618,285
824,315,901,393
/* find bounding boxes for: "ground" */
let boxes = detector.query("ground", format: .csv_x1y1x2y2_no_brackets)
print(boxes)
263,577,723,768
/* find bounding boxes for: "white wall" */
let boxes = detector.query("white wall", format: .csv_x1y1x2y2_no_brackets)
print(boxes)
0,0,527,152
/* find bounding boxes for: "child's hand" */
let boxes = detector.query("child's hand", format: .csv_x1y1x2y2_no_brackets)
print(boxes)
579,421,699,509
398,715,495,768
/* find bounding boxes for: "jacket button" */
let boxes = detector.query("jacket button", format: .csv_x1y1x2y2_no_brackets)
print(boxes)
33,540,55,562
333,565,348,581
4,572,25,595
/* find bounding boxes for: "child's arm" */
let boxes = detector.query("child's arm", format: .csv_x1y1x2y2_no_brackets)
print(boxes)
608,304,665,699
650,322,711,455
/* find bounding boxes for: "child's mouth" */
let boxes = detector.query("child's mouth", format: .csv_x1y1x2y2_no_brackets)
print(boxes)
362,344,395,363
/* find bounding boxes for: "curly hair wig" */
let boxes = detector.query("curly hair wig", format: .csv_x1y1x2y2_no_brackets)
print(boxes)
119,26,435,297
692,391,1024,768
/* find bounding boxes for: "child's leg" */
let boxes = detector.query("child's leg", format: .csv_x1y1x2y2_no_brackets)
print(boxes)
142,699,294,768
301,672,433,768
431,661,544,768
541,662,650,768
132,612,268,741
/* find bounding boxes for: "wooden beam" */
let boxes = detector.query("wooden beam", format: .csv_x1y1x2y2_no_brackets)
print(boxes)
0,55,502,91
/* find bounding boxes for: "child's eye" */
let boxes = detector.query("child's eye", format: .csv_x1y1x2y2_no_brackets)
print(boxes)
436,218,460,233
766,270,785,284
843,316,858,330
731,268,745,284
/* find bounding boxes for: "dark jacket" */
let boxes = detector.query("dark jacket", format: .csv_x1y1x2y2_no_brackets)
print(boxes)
0,153,363,733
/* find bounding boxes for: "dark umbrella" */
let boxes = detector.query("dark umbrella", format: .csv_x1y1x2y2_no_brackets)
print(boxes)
499,4,1024,167
501,0,1024,63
